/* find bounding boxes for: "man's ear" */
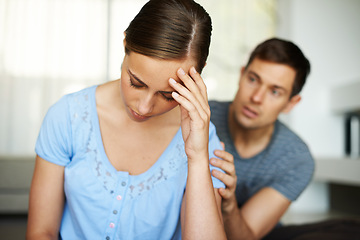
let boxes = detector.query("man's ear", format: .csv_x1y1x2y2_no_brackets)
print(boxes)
239,66,246,85
123,32,126,48
282,94,301,113
240,66,245,76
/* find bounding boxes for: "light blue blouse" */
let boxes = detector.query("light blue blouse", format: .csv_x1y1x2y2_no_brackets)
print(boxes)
35,85,224,240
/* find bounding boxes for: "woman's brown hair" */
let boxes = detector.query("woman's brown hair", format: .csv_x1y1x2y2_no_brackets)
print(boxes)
124,0,212,73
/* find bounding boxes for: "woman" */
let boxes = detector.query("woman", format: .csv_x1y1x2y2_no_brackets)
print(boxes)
26,0,227,239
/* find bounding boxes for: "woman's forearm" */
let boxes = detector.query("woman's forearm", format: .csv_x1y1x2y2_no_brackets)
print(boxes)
26,156,64,240
182,155,226,240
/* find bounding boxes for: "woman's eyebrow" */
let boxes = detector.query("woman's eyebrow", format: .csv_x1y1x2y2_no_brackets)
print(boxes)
128,69,147,86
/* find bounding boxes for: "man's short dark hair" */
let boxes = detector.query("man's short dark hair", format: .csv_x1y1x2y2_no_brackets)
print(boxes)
246,38,311,97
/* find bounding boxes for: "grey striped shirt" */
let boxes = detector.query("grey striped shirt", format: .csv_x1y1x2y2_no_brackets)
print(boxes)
209,101,315,206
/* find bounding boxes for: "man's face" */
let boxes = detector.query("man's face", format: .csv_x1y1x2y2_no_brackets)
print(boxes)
232,58,300,130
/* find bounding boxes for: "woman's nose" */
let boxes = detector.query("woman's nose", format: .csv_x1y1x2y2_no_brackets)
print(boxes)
137,93,154,115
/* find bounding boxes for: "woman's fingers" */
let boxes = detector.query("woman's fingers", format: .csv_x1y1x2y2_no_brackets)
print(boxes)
188,67,208,103
169,74,208,122
175,67,209,116
171,91,197,116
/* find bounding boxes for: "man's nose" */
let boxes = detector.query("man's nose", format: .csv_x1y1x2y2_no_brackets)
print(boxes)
251,86,266,103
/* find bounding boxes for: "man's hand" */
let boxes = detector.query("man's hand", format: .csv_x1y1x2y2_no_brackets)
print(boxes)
210,143,238,213
210,143,291,239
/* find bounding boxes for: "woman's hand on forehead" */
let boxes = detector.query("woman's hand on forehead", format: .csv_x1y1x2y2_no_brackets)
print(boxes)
168,66,210,160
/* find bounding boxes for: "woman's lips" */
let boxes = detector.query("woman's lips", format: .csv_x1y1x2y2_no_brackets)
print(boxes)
129,108,151,121
242,106,258,119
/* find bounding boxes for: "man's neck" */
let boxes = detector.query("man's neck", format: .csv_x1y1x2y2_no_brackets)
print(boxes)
228,104,275,159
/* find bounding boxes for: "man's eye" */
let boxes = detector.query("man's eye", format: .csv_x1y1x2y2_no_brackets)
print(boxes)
271,89,281,96
249,76,256,82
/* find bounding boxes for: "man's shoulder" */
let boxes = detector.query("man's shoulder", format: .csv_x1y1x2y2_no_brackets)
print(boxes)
209,100,231,118
208,100,230,125
272,120,314,162
208,100,230,109
275,120,306,144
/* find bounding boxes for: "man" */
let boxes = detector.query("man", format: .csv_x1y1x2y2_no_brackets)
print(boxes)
209,38,315,239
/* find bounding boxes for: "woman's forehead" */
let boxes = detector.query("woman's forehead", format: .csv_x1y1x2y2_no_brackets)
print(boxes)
125,52,195,85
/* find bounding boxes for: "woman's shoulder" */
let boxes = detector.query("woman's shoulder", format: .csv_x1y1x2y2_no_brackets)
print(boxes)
45,85,97,114
64,84,98,103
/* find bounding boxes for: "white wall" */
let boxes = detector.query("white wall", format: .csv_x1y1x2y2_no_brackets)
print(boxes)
276,0,360,213
277,0,360,158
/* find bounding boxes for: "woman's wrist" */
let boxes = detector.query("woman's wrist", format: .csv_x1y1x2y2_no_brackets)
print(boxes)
187,151,209,165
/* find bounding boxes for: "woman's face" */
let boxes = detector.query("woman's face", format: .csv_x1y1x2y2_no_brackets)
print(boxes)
120,52,197,122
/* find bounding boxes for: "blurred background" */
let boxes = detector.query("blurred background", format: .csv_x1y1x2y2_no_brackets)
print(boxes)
1,0,360,239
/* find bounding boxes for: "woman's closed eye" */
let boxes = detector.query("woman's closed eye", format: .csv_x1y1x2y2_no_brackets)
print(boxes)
129,76,175,102
160,92,175,102
129,77,144,88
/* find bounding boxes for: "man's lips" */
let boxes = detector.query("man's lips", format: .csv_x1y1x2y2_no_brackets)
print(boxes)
242,106,258,119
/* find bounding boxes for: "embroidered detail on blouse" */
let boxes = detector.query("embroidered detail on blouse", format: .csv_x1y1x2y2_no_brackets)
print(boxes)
71,92,117,194
128,142,187,199
71,89,188,198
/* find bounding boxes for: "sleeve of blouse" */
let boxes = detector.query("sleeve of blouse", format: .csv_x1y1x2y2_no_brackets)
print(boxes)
208,121,226,189
35,95,72,166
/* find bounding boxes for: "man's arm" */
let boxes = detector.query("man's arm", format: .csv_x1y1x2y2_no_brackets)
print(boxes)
211,150,291,240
